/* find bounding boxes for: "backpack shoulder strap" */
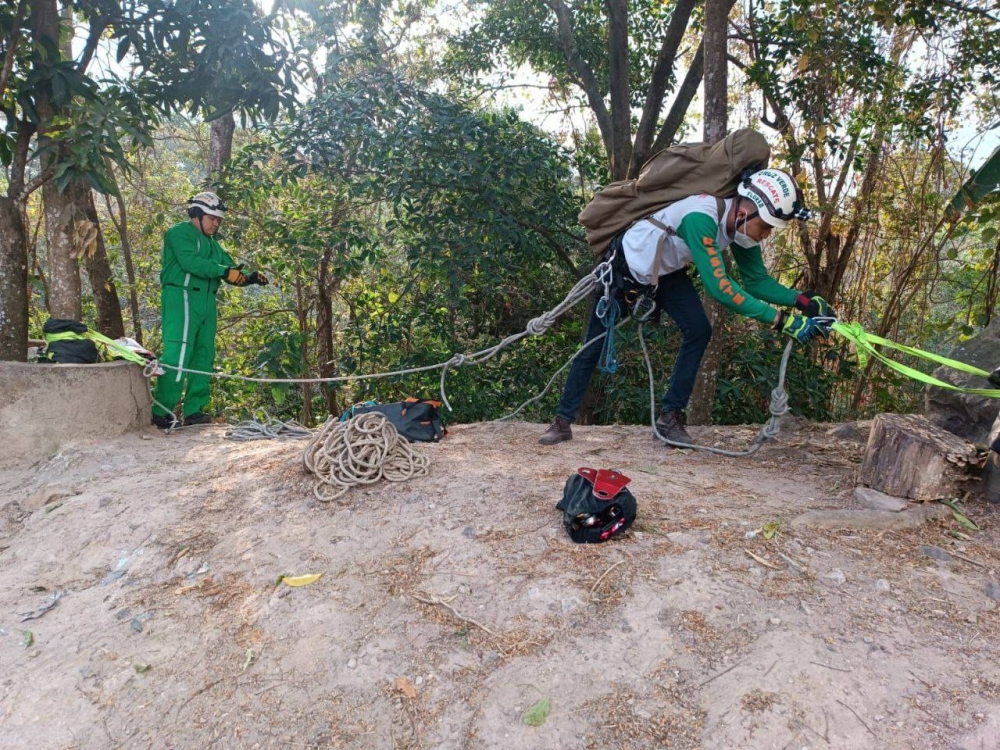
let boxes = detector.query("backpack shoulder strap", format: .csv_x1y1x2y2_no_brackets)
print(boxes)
716,196,726,224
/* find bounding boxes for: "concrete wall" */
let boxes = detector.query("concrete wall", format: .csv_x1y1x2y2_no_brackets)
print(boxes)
0,361,151,466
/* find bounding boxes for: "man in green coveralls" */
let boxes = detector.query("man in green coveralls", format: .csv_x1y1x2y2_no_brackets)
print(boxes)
151,192,269,429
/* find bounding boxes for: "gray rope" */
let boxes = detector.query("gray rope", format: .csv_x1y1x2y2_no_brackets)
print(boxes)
224,413,313,442
142,262,611,411
639,323,793,456
302,412,429,502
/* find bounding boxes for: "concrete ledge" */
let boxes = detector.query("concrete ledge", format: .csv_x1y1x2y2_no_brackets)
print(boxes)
0,361,151,466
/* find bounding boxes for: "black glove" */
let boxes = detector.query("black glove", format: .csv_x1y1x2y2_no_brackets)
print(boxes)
794,291,835,319
991,434,1000,454
989,367,1000,389
245,271,269,286
223,264,248,285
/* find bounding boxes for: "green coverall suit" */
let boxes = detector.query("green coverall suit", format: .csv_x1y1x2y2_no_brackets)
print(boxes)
152,221,236,419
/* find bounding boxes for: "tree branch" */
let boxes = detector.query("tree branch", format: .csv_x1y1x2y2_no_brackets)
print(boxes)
651,42,704,153
631,0,699,176
78,14,110,73
0,0,28,100
547,0,614,163
606,0,631,180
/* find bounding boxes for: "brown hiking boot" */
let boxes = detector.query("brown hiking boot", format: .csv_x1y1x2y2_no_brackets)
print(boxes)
539,416,573,445
655,410,693,445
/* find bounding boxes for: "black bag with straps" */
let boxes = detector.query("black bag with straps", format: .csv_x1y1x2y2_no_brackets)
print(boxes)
556,468,637,544
351,398,446,443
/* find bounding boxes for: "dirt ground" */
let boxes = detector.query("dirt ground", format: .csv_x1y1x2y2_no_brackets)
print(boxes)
2,418,1000,750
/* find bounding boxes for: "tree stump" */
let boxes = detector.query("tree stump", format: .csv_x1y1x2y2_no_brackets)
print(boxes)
859,413,976,501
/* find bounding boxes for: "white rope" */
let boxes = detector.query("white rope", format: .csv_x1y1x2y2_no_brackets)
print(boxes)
301,412,429,502
224,413,313,442
639,323,793,456
142,263,610,413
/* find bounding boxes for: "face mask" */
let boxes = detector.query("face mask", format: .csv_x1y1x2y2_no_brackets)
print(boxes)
732,212,757,248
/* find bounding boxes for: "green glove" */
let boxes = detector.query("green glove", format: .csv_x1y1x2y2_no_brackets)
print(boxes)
776,311,827,344
794,291,834,319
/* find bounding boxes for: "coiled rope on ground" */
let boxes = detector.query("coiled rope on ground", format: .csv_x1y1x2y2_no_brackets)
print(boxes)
302,412,429,502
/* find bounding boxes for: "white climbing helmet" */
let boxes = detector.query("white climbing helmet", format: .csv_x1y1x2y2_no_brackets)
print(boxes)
736,169,810,229
187,191,227,218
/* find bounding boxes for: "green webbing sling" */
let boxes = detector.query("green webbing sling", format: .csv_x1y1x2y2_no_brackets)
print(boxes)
43,330,148,366
831,321,1000,398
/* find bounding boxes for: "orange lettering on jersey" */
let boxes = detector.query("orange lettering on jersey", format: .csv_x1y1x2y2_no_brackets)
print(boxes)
703,237,714,247
733,293,745,305
710,256,721,268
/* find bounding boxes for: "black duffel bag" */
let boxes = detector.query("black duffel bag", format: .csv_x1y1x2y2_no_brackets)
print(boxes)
349,398,446,443
37,319,99,364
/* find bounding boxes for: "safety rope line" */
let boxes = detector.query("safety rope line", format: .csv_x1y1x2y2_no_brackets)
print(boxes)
302,411,429,502
639,325,792,455
143,261,614,413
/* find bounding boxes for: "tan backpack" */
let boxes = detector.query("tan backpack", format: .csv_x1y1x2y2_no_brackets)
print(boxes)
579,128,772,258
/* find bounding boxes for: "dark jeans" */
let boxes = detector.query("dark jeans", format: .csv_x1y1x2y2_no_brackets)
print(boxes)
555,265,712,422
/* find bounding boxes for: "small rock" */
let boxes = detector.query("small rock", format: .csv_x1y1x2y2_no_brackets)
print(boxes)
347,658,357,669
799,601,813,615
985,582,1000,601
462,526,475,539
821,569,846,587
853,487,909,512
919,545,953,562
967,613,978,624
768,617,781,626
634,708,652,720
414,676,423,686
863,636,874,644
620,619,633,633
561,597,582,614
667,531,712,548
481,651,498,666
828,422,870,441
875,579,891,593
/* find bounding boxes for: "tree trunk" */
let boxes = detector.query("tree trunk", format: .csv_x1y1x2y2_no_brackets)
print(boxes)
33,0,80,321
0,196,29,361
103,170,144,344
293,272,313,426
859,413,976,501
209,111,236,175
316,246,340,417
605,0,631,181
77,184,125,337
686,0,729,426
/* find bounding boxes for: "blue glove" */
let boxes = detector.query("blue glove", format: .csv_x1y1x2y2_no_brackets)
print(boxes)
777,311,828,344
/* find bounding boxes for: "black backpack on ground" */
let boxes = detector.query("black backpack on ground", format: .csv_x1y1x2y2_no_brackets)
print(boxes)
556,468,637,543
348,398,446,443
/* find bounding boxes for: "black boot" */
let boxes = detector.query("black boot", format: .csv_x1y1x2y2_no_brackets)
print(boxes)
539,416,573,445
655,410,693,445
151,413,179,430
183,412,213,426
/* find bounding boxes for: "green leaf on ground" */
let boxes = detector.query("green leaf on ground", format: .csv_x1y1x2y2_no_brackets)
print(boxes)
19,629,33,648
523,697,551,726
134,662,150,673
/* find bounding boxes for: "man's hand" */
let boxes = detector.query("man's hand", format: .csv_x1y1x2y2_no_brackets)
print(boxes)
776,311,828,344
795,291,835,319
245,271,269,286
223,265,248,285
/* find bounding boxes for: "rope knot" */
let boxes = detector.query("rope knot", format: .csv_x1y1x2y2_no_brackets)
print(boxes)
526,313,556,336
448,353,466,368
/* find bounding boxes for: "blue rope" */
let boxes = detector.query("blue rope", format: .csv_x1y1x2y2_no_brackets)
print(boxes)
597,297,620,374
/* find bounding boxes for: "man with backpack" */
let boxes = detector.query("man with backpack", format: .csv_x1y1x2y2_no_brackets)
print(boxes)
151,192,269,429
539,167,833,446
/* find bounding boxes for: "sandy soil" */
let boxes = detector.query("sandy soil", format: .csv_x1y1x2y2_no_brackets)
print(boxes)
1,418,1000,750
